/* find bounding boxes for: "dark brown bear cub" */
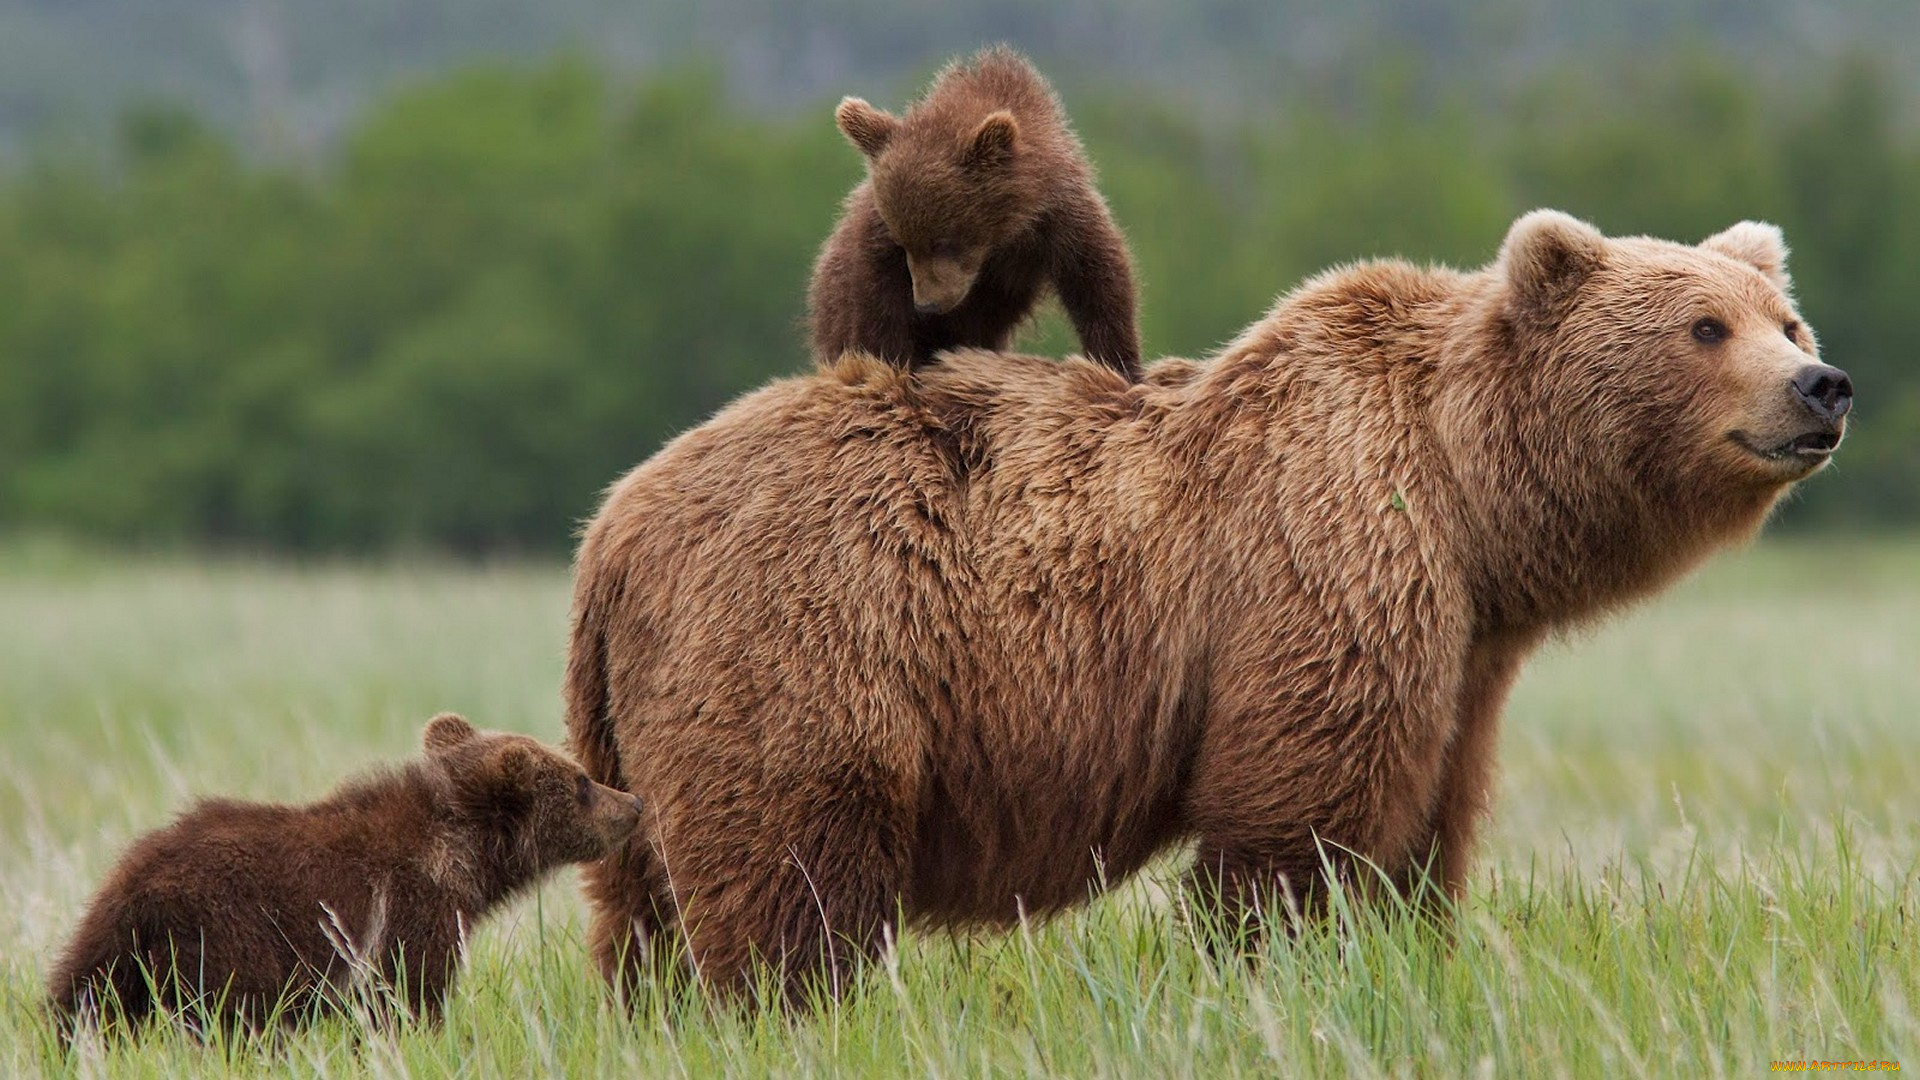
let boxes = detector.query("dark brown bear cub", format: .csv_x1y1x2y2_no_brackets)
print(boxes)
47,713,640,1033
809,46,1143,381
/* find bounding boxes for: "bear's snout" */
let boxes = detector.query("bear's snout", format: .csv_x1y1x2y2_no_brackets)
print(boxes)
1791,363,1853,425
910,278,971,315
904,253,981,315
607,787,643,829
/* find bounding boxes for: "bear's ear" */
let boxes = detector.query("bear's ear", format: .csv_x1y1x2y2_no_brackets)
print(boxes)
835,97,896,158
1701,221,1791,290
964,111,1019,169
423,712,477,754
488,744,537,790
1499,209,1607,327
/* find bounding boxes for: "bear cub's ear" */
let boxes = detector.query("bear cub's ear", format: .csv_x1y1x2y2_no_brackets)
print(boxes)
964,111,1019,168
1701,221,1791,291
423,712,478,754
1499,209,1607,327
836,98,896,158
488,744,538,791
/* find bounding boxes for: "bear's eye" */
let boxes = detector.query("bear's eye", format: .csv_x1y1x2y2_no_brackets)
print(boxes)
1691,318,1729,344
1783,320,1801,341
929,239,959,258
575,774,592,805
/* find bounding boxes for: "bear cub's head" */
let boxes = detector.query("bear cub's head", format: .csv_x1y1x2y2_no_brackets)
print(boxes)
835,48,1057,315
421,713,640,871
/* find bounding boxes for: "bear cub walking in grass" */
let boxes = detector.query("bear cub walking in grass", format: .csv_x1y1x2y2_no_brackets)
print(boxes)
48,713,641,1033
809,46,1143,380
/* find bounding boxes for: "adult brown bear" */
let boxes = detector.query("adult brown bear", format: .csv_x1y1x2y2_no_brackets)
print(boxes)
566,211,1849,1005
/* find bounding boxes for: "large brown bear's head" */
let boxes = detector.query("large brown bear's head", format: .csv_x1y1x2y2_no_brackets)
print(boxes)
1436,210,1850,627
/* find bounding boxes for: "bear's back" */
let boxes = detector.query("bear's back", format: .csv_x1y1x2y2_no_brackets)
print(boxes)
586,350,1193,579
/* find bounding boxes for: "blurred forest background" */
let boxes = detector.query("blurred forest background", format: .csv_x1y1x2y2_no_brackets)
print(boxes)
0,0,1915,553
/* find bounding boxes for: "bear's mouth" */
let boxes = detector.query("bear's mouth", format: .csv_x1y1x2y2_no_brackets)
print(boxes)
1731,428,1843,466
1787,430,1842,455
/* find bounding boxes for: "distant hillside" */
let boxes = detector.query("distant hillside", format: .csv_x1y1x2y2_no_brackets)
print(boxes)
1,0,1915,152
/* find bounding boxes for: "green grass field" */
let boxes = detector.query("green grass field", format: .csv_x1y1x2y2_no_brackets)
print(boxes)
3,541,1916,1077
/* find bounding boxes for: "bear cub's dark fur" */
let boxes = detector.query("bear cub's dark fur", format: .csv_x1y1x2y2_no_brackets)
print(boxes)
809,46,1143,380
47,713,641,1033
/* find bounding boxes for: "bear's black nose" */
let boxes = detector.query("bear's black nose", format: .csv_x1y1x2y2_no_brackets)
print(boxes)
630,794,644,815
1792,364,1853,423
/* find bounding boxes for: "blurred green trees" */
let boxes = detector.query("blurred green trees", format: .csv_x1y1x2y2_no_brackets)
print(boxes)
0,55,1912,553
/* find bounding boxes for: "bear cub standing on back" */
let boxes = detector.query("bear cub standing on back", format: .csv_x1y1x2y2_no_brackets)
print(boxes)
48,713,641,1033
809,46,1143,380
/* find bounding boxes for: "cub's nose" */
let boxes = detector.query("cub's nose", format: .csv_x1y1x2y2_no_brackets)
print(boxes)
914,299,943,315
629,794,644,815
1792,364,1853,424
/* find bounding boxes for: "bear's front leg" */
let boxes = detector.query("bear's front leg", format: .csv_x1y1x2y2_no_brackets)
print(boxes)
1184,824,1356,952
1178,671,1459,949
378,934,455,1026
1393,630,1537,911
1048,190,1142,381
810,205,924,369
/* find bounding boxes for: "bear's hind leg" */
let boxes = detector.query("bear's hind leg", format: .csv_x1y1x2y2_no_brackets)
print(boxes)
670,783,912,1009
584,834,684,1008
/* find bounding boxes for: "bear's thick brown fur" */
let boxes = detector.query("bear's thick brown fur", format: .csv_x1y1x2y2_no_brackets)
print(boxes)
808,46,1142,380
569,211,1849,1005
48,714,641,1032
